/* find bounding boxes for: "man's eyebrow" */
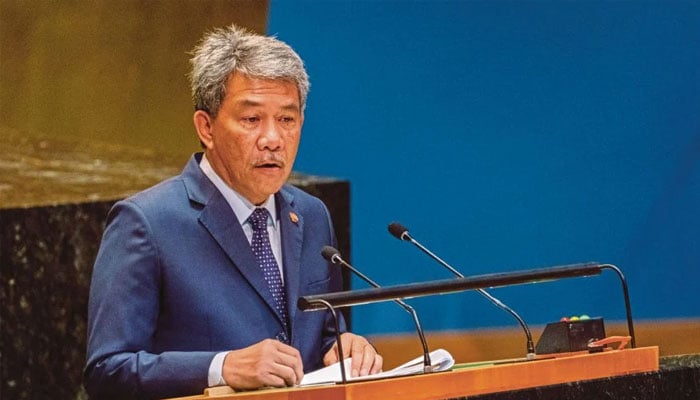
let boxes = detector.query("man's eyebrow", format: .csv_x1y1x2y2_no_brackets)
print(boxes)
280,103,300,112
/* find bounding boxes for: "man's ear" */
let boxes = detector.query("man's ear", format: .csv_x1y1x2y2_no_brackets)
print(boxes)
193,110,214,149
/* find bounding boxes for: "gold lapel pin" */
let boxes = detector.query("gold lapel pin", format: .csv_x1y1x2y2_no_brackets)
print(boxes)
289,212,299,224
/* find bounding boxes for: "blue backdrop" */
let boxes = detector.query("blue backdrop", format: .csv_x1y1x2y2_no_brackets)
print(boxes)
268,1,700,335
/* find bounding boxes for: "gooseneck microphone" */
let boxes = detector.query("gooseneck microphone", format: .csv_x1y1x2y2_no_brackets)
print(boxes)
321,246,433,372
388,222,537,360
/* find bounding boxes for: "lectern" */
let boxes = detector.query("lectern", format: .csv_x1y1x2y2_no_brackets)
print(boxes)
168,263,656,400
166,346,659,400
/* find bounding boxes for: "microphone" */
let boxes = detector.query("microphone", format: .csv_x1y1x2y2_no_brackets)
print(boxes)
321,246,434,372
388,222,537,360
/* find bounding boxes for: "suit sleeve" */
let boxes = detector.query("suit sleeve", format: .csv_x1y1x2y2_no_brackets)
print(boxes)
84,200,216,399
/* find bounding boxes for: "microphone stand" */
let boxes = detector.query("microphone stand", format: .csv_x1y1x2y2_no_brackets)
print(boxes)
322,246,433,372
299,261,636,350
308,298,348,383
600,264,636,348
390,223,536,360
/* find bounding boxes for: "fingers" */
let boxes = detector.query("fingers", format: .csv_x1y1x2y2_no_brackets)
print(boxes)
269,343,304,386
370,353,383,374
280,344,304,386
349,337,382,377
349,338,367,377
323,342,339,366
325,333,382,377
223,339,304,390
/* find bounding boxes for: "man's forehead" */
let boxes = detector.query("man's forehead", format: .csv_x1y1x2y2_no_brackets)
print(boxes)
227,73,299,101
228,73,295,90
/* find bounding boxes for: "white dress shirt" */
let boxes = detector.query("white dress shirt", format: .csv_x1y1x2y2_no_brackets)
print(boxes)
199,154,285,387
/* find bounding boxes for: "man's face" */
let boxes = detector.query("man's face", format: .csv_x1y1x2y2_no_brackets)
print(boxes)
198,72,303,205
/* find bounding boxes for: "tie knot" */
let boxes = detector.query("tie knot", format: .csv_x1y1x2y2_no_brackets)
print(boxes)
249,208,270,231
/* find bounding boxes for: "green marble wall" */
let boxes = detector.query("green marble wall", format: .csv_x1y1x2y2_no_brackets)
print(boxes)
1,0,269,208
0,175,350,400
0,3,288,399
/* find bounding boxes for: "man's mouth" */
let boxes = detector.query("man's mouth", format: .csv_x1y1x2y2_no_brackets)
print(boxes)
255,160,284,169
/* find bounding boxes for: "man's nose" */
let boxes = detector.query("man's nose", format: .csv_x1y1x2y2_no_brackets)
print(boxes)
258,120,282,150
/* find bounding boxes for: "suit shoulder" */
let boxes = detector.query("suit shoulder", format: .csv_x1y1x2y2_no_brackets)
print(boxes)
282,184,328,212
116,175,188,215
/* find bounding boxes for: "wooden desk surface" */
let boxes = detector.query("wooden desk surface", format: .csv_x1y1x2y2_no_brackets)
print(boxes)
169,346,659,400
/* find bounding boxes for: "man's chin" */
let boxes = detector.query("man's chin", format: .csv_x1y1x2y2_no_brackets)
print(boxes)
253,180,287,200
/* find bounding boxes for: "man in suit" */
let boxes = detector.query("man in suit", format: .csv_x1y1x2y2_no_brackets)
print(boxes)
84,24,382,399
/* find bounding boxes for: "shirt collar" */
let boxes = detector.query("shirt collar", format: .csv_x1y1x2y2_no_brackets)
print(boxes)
199,153,278,227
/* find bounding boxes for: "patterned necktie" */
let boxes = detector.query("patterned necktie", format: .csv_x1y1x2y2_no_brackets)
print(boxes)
249,208,289,330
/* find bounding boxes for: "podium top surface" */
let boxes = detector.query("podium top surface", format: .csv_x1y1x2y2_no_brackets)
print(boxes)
168,346,660,400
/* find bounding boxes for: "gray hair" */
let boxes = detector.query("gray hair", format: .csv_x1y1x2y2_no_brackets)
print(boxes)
189,24,310,116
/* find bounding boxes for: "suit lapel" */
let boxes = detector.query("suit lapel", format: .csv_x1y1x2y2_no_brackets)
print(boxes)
182,154,286,327
276,188,303,331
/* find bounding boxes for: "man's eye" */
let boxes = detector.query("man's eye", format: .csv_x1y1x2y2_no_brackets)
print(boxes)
279,116,296,125
241,116,260,124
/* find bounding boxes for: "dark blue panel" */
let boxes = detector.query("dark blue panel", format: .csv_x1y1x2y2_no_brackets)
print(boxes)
269,0,700,334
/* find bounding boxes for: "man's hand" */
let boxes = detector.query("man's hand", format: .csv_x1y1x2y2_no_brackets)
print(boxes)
222,339,304,389
323,332,383,377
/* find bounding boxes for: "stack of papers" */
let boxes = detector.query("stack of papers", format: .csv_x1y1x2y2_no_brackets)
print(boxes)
299,348,455,386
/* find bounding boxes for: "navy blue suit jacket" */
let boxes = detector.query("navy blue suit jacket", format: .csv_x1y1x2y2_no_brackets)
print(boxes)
85,153,345,399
